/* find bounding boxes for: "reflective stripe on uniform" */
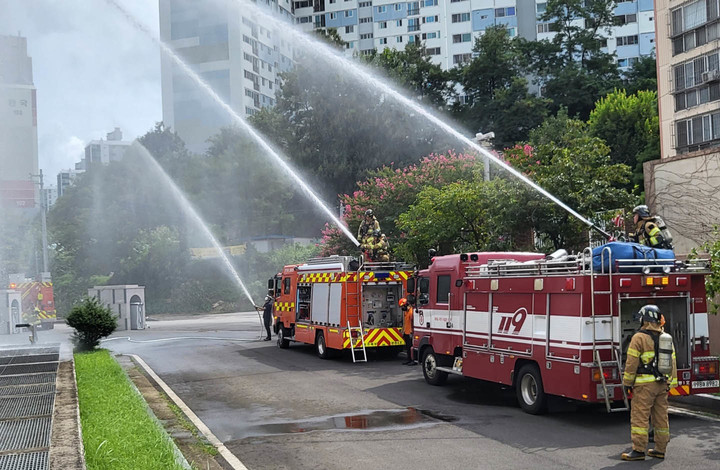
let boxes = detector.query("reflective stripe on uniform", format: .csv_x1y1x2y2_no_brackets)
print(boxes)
627,348,641,358
640,351,655,361
669,377,678,387
623,372,636,382
634,375,658,384
631,426,648,435
655,427,670,435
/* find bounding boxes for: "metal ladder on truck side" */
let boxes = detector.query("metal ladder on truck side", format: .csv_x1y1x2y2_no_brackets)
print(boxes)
587,246,629,413
345,280,367,363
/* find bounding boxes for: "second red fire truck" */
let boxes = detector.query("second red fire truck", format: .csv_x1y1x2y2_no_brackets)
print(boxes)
410,245,719,414
270,255,414,362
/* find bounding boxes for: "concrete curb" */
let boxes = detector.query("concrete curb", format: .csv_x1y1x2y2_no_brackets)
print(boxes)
49,360,86,469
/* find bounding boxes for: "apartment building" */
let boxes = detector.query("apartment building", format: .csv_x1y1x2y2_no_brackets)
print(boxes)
159,0,294,152
295,0,657,71
648,0,720,254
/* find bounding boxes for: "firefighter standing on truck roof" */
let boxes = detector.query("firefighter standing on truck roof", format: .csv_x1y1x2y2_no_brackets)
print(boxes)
621,304,677,461
399,298,417,366
628,205,672,249
358,209,380,241
371,230,390,262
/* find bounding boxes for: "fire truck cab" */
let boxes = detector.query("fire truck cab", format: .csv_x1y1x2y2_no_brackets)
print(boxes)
411,247,719,414
269,255,414,362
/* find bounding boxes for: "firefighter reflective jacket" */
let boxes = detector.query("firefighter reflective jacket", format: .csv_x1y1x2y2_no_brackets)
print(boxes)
623,323,678,387
403,306,414,335
631,218,666,248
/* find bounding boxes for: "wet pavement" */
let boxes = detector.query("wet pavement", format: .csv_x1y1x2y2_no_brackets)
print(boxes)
101,312,720,470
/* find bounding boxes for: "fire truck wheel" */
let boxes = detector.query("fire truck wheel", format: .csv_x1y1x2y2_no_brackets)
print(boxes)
316,332,329,359
516,364,547,415
277,327,290,349
422,349,448,386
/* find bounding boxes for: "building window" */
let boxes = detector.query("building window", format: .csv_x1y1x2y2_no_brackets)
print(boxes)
359,1,372,6
345,25,354,33
345,10,353,17
453,53,472,64
616,35,639,46
425,46,441,55
397,19,403,26
537,23,551,33
360,33,373,39
424,15,439,23
379,21,388,29
378,5,387,13
397,35,403,42
330,12,337,19
424,0,438,5
613,13,637,25
380,37,388,44
451,12,470,22
495,7,515,17
396,3,404,10
422,31,438,39
452,33,472,43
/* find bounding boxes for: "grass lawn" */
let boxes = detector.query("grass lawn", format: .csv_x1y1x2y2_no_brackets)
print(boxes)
74,349,187,470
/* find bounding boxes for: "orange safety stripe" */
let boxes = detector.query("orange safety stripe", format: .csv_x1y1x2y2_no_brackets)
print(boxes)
342,327,405,348
298,271,411,284
668,385,690,396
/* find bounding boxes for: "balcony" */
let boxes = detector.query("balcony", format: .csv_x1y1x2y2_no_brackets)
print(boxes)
408,24,420,32
407,8,419,15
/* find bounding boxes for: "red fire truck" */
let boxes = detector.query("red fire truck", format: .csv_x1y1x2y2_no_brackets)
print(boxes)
9,279,57,330
270,255,414,361
411,247,719,414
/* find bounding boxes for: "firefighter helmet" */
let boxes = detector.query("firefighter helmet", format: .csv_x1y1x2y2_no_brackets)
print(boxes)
635,304,662,324
632,205,651,218
398,298,408,307
365,209,373,217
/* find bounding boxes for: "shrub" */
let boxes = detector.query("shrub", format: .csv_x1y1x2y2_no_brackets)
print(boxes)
66,297,117,350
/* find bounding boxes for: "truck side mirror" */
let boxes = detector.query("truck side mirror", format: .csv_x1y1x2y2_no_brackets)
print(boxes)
406,278,416,294
267,279,274,290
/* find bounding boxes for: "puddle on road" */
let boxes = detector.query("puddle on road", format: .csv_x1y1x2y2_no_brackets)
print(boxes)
245,408,456,437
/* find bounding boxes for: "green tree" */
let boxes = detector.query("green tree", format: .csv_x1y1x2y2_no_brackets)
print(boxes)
692,226,720,314
588,89,660,193
364,42,451,107
623,55,658,95
395,178,530,265
319,152,483,257
507,117,635,250
522,0,621,119
455,26,549,148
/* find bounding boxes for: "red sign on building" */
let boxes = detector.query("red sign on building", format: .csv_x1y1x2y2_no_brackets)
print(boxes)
0,180,36,208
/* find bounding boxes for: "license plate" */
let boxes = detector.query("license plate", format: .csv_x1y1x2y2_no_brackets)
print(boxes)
691,380,720,389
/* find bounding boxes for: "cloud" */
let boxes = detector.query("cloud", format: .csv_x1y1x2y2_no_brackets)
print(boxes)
1,0,162,184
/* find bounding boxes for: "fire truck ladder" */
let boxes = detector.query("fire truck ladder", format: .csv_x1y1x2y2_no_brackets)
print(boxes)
588,246,629,413
345,281,367,363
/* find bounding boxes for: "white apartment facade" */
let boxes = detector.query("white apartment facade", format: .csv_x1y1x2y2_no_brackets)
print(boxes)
159,0,294,153
295,0,657,71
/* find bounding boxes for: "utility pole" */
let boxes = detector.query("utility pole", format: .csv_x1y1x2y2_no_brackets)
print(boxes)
30,170,49,276
475,132,495,182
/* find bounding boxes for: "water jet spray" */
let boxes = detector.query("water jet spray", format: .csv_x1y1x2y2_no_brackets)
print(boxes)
106,0,361,247
236,0,614,241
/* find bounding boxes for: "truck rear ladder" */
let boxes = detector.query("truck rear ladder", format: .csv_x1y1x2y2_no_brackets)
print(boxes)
345,280,367,363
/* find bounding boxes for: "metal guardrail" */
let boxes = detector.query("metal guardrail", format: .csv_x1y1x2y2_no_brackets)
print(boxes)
15,323,38,344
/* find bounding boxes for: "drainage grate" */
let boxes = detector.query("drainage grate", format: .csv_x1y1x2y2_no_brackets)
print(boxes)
0,394,54,420
0,373,56,388
0,451,48,470
0,417,51,452
0,384,55,397
0,354,59,366
0,363,58,376
0,347,60,358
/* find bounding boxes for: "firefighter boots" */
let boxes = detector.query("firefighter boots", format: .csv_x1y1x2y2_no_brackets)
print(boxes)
647,449,665,459
621,450,646,461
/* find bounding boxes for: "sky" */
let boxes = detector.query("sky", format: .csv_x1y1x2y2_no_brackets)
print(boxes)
1,0,161,184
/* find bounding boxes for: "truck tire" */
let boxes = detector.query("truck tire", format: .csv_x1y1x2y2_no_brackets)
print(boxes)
316,332,329,359
516,364,547,414
422,349,448,386
277,327,290,349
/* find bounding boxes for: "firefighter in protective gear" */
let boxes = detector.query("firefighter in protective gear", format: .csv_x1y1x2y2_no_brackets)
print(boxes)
399,298,417,365
358,209,381,241
621,304,677,461
628,205,670,249
370,230,390,262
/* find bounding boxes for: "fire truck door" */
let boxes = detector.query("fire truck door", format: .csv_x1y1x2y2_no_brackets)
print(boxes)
311,283,330,324
328,284,342,325
465,292,489,348
547,294,582,360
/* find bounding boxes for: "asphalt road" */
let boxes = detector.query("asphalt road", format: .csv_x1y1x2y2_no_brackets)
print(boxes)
76,313,720,469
